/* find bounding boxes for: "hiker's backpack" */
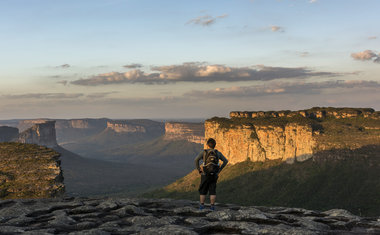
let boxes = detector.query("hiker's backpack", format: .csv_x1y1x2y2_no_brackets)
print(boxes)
202,149,220,175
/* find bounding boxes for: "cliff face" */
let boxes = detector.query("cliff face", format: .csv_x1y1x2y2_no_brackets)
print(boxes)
17,119,49,132
106,120,164,135
18,121,58,148
164,122,205,144
207,107,380,165
205,122,315,164
55,118,108,130
0,126,19,142
107,121,146,133
0,142,64,199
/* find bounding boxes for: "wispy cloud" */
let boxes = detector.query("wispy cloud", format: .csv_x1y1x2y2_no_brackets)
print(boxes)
187,14,228,26
1,93,84,99
1,92,117,100
70,62,339,86
309,0,318,3
57,80,68,86
86,91,118,99
56,64,71,69
351,50,380,63
270,25,284,32
184,80,380,98
123,63,143,69
297,51,310,57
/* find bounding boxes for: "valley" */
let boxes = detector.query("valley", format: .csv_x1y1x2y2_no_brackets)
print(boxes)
0,107,379,216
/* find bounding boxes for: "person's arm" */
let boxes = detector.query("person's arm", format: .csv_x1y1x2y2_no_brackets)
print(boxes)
194,151,204,173
217,151,228,173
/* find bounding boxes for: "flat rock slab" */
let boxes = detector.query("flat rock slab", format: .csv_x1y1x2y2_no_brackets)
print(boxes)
0,197,379,234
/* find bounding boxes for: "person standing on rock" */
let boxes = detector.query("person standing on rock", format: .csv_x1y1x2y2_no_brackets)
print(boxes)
194,138,228,211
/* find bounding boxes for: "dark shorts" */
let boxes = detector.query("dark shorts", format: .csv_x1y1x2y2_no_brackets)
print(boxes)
198,174,218,195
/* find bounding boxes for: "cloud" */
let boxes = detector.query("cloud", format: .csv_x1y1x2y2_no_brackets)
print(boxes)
351,50,380,63
1,92,117,100
309,0,318,3
184,80,380,98
56,64,71,69
57,80,68,86
70,62,339,86
86,91,118,99
297,51,310,57
270,25,284,32
187,14,228,26
49,75,64,79
71,70,157,86
2,93,84,99
123,63,143,69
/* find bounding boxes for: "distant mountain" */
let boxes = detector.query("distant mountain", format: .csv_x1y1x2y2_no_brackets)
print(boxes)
61,119,164,159
55,118,109,143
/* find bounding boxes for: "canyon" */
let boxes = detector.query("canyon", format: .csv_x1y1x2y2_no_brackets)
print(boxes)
1,108,379,217
0,118,203,197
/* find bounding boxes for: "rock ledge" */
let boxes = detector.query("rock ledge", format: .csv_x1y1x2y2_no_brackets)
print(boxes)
0,197,379,234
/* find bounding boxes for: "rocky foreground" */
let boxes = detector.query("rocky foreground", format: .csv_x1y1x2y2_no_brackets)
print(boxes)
0,197,379,234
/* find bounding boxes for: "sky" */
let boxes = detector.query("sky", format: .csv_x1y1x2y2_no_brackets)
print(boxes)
0,0,379,119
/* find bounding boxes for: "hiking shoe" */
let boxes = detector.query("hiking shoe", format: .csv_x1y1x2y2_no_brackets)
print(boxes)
210,205,215,211
199,204,205,210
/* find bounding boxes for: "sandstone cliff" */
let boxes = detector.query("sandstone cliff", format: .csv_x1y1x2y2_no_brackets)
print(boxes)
164,122,205,144
18,119,109,144
17,119,50,132
55,119,109,143
207,107,380,164
0,126,19,142
106,119,164,135
107,121,146,133
205,121,315,164
0,142,64,199
18,121,58,148
55,118,108,130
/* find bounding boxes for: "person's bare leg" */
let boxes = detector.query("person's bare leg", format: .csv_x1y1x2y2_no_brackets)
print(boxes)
200,195,206,204
210,195,216,205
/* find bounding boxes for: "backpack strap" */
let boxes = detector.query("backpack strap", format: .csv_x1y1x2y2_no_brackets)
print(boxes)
202,149,208,166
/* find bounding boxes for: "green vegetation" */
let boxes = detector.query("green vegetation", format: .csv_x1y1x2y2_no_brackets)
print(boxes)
0,142,64,199
307,107,375,113
315,117,380,149
144,146,380,216
208,115,319,130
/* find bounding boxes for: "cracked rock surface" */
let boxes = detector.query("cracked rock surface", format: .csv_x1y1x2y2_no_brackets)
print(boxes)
0,197,379,234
